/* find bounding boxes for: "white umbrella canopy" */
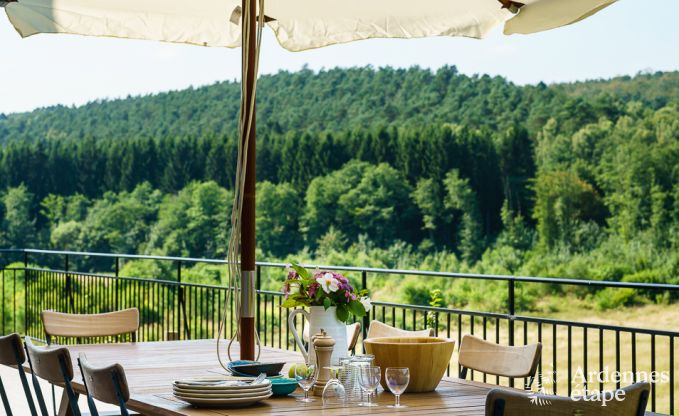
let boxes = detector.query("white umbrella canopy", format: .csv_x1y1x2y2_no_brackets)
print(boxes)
1,0,618,363
3,0,616,50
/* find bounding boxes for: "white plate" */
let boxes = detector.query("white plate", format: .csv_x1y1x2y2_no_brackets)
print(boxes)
174,392,273,407
173,386,271,397
174,379,272,390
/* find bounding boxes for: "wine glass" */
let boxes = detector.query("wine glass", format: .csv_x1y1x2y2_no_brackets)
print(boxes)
358,366,380,407
322,366,346,406
385,367,410,408
294,363,317,403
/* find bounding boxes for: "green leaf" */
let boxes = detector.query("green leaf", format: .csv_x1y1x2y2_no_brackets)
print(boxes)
336,304,349,323
348,300,366,317
291,262,311,279
281,298,298,308
323,297,332,310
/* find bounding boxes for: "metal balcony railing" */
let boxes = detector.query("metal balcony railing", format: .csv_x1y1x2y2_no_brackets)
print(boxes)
1,248,677,415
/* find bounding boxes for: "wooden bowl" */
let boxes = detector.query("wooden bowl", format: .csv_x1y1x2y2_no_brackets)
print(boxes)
363,337,455,393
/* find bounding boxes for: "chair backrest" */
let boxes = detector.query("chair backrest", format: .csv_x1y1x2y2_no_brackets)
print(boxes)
302,322,362,351
41,308,139,344
24,337,74,384
24,337,80,416
78,353,131,407
459,335,541,379
366,320,433,339
485,382,650,416
0,333,25,366
0,333,39,416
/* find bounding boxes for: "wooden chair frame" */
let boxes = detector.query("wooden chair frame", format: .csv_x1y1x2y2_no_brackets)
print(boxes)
0,333,39,416
24,336,81,416
459,335,541,389
366,320,434,339
78,353,131,416
485,382,650,416
41,308,140,345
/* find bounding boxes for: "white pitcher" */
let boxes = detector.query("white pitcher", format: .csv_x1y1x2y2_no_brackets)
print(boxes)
288,306,348,365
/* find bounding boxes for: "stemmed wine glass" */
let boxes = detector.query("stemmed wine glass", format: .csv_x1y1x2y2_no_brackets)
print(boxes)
294,363,317,403
385,367,410,408
322,366,346,406
358,366,381,407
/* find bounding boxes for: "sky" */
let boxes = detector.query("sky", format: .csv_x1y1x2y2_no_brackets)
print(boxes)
1,0,678,115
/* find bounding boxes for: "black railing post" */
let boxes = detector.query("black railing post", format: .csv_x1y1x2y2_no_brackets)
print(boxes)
508,279,515,388
176,261,190,340
256,266,261,338
361,270,369,346
114,257,120,311
177,261,182,340
23,251,28,335
65,254,75,314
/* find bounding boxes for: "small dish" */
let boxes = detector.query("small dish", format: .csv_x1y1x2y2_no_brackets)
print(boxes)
269,378,298,396
229,361,286,377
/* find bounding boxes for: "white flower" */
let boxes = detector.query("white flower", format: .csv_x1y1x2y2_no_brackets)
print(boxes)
359,296,372,311
316,273,339,294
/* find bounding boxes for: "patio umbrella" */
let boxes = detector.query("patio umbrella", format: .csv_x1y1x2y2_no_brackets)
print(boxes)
2,0,618,362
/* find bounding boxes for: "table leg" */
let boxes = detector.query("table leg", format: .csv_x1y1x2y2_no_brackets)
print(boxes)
57,390,79,416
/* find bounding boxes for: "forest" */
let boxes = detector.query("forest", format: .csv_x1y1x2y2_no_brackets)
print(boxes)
0,66,677,311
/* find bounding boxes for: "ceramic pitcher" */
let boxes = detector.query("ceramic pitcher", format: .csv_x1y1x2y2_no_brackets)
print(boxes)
288,306,348,365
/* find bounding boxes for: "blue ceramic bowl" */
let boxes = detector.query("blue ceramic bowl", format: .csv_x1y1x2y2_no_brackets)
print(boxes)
269,378,298,396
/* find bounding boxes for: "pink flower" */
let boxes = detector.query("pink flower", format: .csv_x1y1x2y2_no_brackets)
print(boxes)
283,282,290,299
308,282,319,298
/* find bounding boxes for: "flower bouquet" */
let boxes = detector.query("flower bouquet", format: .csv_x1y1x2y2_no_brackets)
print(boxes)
281,262,371,323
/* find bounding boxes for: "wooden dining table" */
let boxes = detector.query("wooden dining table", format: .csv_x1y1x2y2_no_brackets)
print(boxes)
30,339,661,416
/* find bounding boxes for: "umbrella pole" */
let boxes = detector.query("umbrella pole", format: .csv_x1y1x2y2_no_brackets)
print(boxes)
239,0,257,361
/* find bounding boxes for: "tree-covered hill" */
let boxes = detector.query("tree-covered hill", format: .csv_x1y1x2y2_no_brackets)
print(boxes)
1,67,677,145
0,66,677,312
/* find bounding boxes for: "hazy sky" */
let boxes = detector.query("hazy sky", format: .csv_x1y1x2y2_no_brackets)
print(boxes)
1,0,678,114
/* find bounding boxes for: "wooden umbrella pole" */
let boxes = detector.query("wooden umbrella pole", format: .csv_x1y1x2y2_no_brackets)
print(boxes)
239,0,257,361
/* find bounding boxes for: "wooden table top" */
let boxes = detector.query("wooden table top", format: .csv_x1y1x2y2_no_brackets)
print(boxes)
45,339,493,415
41,340,662,416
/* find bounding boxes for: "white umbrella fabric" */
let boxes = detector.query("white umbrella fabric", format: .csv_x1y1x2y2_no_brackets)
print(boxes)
1,0,618,363
4,0,616,50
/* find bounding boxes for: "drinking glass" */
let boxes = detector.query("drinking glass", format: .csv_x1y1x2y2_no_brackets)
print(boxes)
385,367,410,408
294,363,317,403
322,366,346,406
358,366,381,407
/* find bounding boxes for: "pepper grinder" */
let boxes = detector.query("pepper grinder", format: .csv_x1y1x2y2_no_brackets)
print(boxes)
311,328,335,396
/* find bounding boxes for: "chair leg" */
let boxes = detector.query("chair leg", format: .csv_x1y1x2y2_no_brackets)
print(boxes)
12,341,38,416
0,376,13,416
493,398,505,416
58,355,81,416
77,358,99,416
16,364,39,416
23,344,50,416
111,370,129,416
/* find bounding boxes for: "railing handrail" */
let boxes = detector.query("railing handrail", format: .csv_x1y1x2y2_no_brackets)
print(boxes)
1,248,678,292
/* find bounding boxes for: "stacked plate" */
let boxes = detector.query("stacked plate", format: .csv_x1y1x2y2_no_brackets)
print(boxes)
173,377,273,408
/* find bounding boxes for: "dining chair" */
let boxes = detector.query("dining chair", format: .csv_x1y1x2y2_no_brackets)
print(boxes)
41,308,139,413
0,333,39,416
23,336,80,416
77,353,134,416
366,320,434,339
41,308,140,345
458,335,541,388
485,381,650,416
302,322,362,351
